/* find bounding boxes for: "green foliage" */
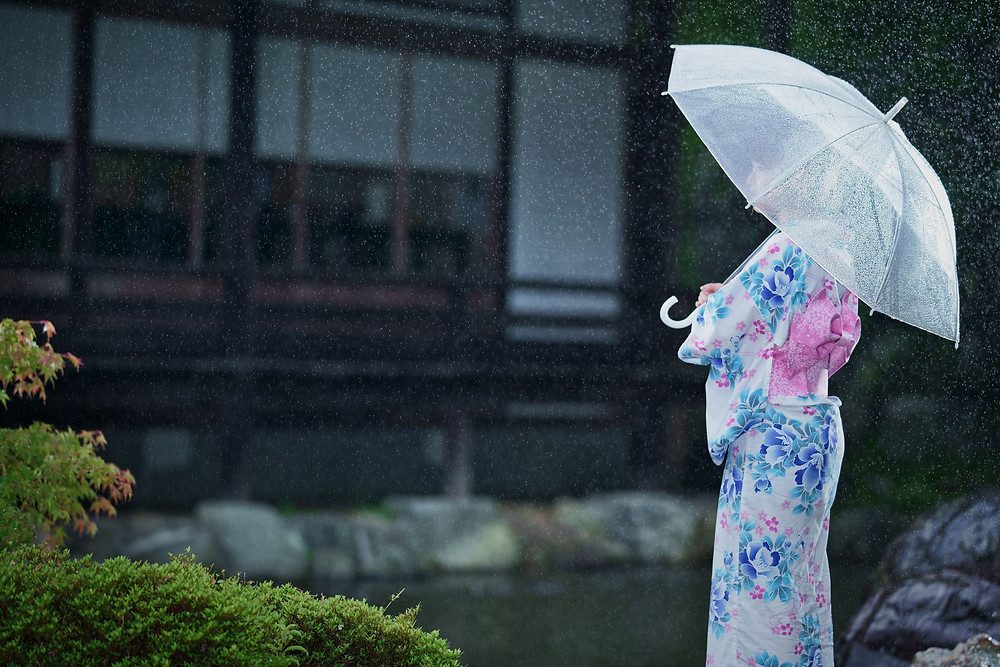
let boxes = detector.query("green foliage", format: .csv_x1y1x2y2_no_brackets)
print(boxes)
839,434,984,518
790,0,993,93
0,319,74,407
0,545,463,667
0,319,460,665
0,319,134,546
671,0,767,47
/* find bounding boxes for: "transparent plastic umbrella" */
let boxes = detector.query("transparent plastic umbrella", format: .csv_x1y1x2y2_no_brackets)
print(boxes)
659,44,959,345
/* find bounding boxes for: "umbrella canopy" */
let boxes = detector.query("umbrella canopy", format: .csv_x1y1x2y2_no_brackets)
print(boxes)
665,44,959,344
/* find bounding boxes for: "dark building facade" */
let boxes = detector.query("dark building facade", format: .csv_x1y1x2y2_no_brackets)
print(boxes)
0,0,721,508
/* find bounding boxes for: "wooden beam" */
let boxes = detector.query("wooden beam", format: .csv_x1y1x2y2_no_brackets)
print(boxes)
220,0,260,496
766,0,791,54
67,0,94,260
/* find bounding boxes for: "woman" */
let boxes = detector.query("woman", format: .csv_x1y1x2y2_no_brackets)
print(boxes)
678,231,860,667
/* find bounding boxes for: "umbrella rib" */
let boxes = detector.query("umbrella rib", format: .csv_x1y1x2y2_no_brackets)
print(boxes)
870,141,907,314
872,137,961,344
745,121,885,210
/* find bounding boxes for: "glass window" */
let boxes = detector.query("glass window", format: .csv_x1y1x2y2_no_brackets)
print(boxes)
88,17,228,265
90,148,190,261
0,138,63,254
307,165,392,271
410,55,499,174
510,60,625,284
307,44,400,167
256,38,302,161
93,18,229,153
256,161,297,266
0,4,72,141
254,39,497,278
410,171,489,277
303,165,489,277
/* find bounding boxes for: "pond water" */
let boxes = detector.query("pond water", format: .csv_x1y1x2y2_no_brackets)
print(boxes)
325,563,871,666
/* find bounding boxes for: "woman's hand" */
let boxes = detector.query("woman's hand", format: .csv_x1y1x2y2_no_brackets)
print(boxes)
696,283,723,307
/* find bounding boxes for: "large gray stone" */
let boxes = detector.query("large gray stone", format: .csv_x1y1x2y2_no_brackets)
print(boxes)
123,522,212,565
69,494,724,584
196,500,308,582
840,569,1000,666
504,504,629,569
70,512,212,564
287,511,357,579
384,496,520,572
552,496,614,538
350,513,421,578
840,491,1000,664
552,492,714,564
878,490,1000,584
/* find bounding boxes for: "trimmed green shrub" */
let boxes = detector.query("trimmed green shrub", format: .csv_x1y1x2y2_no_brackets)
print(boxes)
0,545,462,666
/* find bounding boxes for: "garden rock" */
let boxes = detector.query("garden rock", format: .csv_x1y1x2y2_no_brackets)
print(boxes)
123,522,212,565
384,496,520,572
70,492,722,585
71,512,211,564
350,513,421,578
287,511,357,579
196,500,308,582
504,504,629,569
552,492,714,564
878,490,1000,584
840,569,1000,666
839,491,1000,665
913,634,1000,667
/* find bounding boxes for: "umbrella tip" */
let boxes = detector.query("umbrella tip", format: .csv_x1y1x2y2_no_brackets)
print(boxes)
883,97,908,122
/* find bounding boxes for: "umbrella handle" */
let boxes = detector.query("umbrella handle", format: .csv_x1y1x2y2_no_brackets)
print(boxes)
659,296,699,329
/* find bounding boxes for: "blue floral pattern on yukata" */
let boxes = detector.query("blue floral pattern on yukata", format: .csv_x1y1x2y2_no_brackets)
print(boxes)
678,232,861,667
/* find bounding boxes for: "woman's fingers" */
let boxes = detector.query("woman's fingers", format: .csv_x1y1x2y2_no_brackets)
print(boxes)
696,282,723,307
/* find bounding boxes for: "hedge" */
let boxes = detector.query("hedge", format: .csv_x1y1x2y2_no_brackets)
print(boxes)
0,545,462,666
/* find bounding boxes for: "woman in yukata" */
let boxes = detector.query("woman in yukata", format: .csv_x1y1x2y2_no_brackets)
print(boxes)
678,229,861,667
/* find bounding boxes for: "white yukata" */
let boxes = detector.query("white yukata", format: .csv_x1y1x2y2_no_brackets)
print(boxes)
678,232,861,667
